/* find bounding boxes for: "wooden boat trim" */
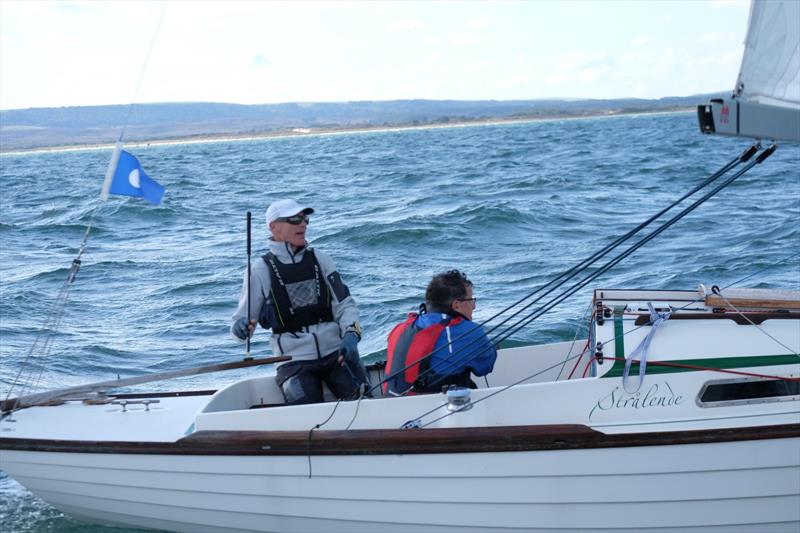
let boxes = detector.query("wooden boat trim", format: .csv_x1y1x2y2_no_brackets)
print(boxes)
704,288,800,310
1,423,797,456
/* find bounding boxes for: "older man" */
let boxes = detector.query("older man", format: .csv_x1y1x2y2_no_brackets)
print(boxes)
232,199,367,404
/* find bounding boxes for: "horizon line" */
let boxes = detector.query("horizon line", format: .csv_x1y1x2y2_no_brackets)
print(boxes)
0,92,727,113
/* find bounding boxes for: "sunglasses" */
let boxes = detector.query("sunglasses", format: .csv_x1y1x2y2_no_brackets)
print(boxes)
275,214,310,225
456,297,477,305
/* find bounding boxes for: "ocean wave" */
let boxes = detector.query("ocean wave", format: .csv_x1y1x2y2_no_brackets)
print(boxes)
1,112,797,389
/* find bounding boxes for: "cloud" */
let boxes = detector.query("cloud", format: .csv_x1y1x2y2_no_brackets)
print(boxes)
554,49,613,72
545,52,613,87
445,18,495,46
720,49,743,65
0,0,755,107
403,51,445,73
447,31,479,45
389,18,424,32
465,17,492,30
698,31,723,43
492,72,534,89
447,30,497,46
710,0,749,9
580,67,607,83
251,53,269,67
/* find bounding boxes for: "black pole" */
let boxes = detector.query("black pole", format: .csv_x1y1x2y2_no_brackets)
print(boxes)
245,211,252,359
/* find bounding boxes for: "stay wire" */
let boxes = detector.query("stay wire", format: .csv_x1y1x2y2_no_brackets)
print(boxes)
414,348,589,429
415,275,795,430
372,146,753,397
403,146,760,394
4,216,99,406
489,144,761,344
486,145,775,350
590,249,800,365
548,249,800,403
119,2,168,144
3,5,168,409
417,332,799,430
720,251,800,290
488,144,776,348
5,279,72,405
414,249,796,429
411,145,773,392
559,303,593,380
710,286,798,356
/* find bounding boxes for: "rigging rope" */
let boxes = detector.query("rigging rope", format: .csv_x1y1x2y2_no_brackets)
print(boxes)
708,285,799,356
399,144,774,395
605,358,800,382
484,145,776,349
408,262,800,430
622,303,671,393
415,355,800,430
410,276,799,429
558,302,593,380
3,3,168,408
592,250,800,363
371,143,761,397
119,2,168,143
415,348,592,428
306,399,342,478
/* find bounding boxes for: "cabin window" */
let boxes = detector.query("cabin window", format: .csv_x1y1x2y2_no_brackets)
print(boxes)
698,378,800,407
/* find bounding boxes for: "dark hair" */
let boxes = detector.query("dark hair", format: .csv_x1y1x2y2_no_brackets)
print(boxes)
425,270,473,313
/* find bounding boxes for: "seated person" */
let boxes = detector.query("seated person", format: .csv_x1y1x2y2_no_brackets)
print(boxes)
385,270,497,395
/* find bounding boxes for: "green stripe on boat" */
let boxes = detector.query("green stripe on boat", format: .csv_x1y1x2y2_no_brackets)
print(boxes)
602,354,799,378
603,307,798,378
608,306,626,375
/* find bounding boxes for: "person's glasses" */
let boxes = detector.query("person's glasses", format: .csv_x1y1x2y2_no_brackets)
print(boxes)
456,297,477,305
275,214,309,225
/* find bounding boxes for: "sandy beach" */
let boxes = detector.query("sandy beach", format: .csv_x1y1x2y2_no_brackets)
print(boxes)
1,108,693,156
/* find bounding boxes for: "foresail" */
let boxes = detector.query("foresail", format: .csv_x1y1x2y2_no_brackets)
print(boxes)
698,0,800,143
736,0,799,109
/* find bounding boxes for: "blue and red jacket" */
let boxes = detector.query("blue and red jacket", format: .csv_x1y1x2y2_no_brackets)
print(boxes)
384,311,497,395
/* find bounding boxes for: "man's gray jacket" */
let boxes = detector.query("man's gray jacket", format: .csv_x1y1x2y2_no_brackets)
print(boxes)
232,239,359,364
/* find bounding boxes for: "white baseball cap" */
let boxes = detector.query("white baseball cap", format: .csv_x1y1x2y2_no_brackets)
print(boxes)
265,199,314,225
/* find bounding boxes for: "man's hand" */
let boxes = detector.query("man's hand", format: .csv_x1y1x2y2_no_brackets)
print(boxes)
338,331,360,366
233,317,256,340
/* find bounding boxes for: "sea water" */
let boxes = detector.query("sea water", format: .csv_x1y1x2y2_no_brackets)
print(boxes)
1,111,798,532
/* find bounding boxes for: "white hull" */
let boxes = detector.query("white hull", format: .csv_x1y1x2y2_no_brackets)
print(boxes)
2,288,799,531
4,436,799,533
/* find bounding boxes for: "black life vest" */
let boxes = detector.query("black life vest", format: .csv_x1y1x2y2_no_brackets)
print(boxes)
260,249,333,334
384,312,462,396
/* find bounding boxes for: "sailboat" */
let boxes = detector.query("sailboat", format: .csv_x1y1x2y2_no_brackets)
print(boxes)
1,1,798,531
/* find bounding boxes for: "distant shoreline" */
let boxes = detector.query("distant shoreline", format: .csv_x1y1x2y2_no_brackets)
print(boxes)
1,107,693,156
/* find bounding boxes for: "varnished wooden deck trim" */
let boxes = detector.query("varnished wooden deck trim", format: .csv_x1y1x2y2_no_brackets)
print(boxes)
1,423,797,456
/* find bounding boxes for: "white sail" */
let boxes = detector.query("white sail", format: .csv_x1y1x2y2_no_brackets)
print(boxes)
698,0,800,142
735,0,800,109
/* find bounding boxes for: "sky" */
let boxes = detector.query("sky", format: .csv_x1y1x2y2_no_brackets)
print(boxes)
0,0,752,111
